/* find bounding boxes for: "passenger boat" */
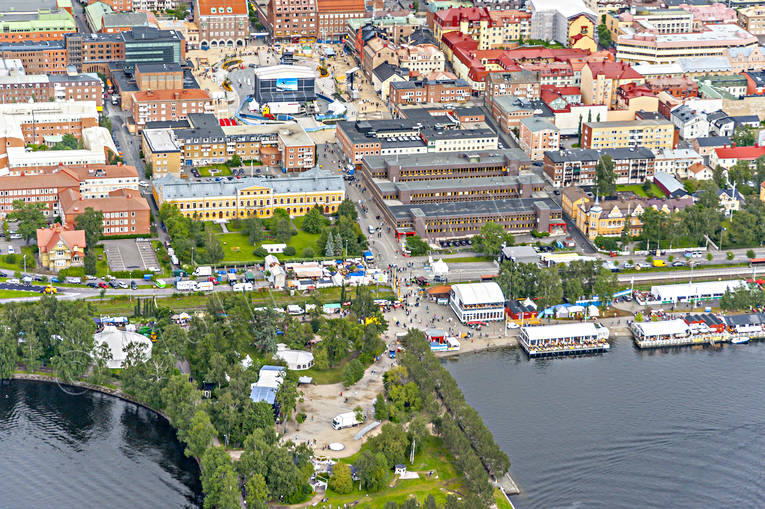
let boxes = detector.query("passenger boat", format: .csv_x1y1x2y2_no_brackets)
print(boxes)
731,336,750,344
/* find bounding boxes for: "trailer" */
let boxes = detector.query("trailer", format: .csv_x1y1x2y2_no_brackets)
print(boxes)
197,281,214,292
332,411,365,430
176,280,197,292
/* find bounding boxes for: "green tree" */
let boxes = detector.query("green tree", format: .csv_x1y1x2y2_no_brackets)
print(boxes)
302,247,315,258
52,133,80,150
245,473,269,509
0,328,18,379
226,153,242,167
243,216,265,245
75,207,104,249
593,268,617,306
406,235,429,256
355,450,389,492
7,200,47,243
271,216,292,243
535,268,563,310
733,125,756,147
185,410,216,459
204,229,224,264
329,462,354,494
374,392,389,421
472,221,514,256
302,205,329,234
161,373,200,432
337,198,358,220
342,358,365,387
597,24,612,47
595,154,616,197
324,230,335,257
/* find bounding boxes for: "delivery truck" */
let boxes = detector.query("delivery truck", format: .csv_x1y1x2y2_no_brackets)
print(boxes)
176,280,197,292
197,281,214,292
332,411,365,430
194,266,212,277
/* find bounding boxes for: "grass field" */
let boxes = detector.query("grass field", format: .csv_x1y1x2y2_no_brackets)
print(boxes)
444,256,493,264
301,353,356,385
218,216,323,263
197,165,232,177
0,246,37,273
317,436,467,509
616,183,664,199
0,289,43,299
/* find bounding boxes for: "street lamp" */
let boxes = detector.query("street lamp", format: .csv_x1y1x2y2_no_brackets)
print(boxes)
191,246,195,266
23,253,26,273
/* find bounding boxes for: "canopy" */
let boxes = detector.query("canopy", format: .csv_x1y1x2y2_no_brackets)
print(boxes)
93,325,153,369
587,304,600,317
431,259,449,276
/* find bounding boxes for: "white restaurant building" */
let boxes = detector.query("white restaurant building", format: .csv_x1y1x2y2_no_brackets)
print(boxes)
449,282,506,323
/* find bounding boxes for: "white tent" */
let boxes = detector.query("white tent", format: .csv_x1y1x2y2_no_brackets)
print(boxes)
431,259,449,277
568,305,585,314
555,306,570,318
587,305,600,317
93,325,153,369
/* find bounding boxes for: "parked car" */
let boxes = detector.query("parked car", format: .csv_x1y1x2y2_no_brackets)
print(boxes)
623,262,634,269
87,282,99,288
108,280,119,288
130,281,137,290
118,281,128,289
98,282,108,289
672,261,686,267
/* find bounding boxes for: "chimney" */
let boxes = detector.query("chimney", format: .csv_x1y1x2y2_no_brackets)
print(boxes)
174,92,180,100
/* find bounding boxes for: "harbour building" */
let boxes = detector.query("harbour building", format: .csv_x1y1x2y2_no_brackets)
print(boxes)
152,167,345,220
519,322,610,357
449,282,506,324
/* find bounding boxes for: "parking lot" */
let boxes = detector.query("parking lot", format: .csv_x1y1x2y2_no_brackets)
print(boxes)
103,239,159,272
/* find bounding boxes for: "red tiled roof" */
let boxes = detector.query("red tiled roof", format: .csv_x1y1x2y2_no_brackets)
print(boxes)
434,7,490,27
36,224,86,254
586,61,642,80
196,0,247,16
714,146,765,159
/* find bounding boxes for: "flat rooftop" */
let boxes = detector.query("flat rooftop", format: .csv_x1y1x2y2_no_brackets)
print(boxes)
376,173,542,194
388,197,560,220
364,149,529,170
142,129,179,153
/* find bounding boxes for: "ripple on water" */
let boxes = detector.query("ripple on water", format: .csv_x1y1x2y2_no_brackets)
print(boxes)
445,338,765,509
0,380,202,509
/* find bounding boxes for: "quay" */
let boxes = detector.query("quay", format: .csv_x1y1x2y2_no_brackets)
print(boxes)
519,323,610,357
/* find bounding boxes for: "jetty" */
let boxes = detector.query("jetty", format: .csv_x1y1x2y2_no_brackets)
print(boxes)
519,323,610,357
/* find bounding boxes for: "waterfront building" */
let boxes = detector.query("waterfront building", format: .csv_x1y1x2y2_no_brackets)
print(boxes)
631,319,692,347
649,280,746,304
449,282,505,323
152,168,345,220
519,322,610,357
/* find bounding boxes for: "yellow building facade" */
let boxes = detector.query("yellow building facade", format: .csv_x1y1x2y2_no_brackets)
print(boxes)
568,15,597,52
152,169,345,221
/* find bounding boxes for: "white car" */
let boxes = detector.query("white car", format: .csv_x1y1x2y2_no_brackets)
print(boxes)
22,276,32,284
118,281,129,289
9,234,21,240
7,246,14,254
506,322,520,329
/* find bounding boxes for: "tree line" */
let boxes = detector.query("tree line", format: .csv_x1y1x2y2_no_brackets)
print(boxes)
399,330,510,506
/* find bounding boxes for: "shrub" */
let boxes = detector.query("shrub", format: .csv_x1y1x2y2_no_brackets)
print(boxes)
302,247,315,258
747,249,756,259
284,246,296,256
253,247,268,258
4,254,16,264
726,251,734,261
706,252,713,261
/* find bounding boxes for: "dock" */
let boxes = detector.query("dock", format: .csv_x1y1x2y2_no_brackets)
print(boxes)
630,319,765,349
519,340,610,357
519,322,611,358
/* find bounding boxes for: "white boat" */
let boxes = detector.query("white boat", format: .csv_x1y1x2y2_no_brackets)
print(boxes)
731,336,750,344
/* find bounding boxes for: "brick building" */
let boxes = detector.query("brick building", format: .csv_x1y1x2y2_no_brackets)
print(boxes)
0,41,68,74
131,89,213,128
317,0,366,42
519,117,560,161
0,73,104,108
268,0,317,40
0,9,76,44
389,79,471,105
60,187,151,236
87,0,134,12
195,0,249,48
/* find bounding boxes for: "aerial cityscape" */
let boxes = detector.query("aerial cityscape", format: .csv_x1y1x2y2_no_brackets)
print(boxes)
1,0,765,507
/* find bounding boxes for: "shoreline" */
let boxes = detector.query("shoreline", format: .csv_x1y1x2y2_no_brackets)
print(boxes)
434,325,634,358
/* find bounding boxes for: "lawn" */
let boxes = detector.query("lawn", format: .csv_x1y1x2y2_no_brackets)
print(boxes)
494,488,514,509
0,289,43,299
0,246,37,273
218,216,323,263
616,183,664,199
197,164,232,177
316,436,467,509
444,256,493,264
301,353,357,385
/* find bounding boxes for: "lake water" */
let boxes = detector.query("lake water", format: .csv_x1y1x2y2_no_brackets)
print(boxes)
0,380,202,509
445,337,765,509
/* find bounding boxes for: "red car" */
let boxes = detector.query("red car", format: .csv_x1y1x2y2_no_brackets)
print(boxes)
98,282,108,289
